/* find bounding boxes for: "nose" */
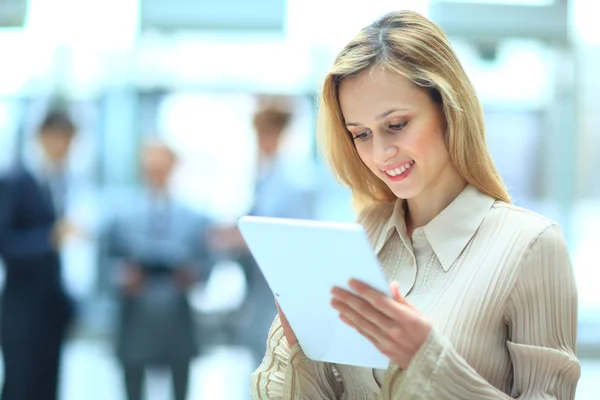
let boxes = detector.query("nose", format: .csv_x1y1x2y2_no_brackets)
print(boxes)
372,132,398,165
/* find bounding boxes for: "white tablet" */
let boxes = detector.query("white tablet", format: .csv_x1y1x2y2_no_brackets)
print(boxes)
238,215,391,369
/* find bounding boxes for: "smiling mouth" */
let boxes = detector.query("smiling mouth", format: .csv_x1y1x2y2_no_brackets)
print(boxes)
383,160,415,178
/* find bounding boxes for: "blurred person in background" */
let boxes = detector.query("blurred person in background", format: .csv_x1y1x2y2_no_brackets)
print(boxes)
210,98,315,368
0,110,77,400
102,139,213,400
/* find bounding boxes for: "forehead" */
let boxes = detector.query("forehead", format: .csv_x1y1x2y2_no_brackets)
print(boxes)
40,127,75,138
338,68,429,123
143,146,175,161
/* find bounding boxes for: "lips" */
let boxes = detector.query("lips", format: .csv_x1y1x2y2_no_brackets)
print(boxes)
382,160,415,177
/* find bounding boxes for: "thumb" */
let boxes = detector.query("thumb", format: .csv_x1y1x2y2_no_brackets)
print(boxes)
390,281,419,311
275,299,285,318
390,281,402,301
275,300,291,325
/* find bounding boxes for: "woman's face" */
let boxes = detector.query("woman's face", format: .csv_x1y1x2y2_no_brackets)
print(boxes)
338,68,452,200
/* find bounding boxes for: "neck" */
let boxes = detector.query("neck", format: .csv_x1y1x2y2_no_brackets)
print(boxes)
31,143,64,174
45,160,63,172
406,165,467,233
259,150,277,163
258,152,278,172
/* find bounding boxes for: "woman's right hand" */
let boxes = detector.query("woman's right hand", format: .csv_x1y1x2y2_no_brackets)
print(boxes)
275,300,298,346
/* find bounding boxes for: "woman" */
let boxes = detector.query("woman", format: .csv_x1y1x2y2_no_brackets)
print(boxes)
251,10,580,399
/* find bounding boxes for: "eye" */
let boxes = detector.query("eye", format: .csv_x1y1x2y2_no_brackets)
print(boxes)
352,131,372,141
388,121,408,131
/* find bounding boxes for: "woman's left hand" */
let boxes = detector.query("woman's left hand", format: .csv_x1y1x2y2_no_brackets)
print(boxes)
331,279,432,370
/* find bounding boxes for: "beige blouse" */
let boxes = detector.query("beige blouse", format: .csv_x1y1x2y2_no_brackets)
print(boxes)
250,185,580,399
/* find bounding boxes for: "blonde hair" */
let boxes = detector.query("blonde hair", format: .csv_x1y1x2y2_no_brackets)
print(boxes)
317,10,510,211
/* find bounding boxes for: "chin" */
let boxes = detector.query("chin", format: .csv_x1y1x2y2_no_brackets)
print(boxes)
388,183,424,201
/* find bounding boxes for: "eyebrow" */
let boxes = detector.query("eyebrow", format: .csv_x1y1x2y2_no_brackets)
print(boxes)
345,108,408,127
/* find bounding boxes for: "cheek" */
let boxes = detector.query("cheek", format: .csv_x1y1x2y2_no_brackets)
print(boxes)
259,136,278,149
408,127,447,163
55,140,71,155
354,144,378,172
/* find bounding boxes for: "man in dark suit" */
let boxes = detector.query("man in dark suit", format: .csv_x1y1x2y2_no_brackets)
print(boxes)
0,110,77,400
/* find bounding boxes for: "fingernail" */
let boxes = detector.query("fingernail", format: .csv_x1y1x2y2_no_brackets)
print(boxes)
349,279,361,289
339,314,352,326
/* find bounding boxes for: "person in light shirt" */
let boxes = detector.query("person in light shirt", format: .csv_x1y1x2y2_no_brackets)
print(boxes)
210,100,315,368
102,139,212,400
251,11,580,399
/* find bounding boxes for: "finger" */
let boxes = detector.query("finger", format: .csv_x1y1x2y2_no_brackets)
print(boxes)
331,289,396,331
274,300,286,320
389,282,415,309
348,280,408,319
339,313,399,358
338,313,382,344
339,313,360,331
351,279,422,320
332,298,391,341
390,281,402,302
337,307,385,343
389,282,419,312
349,279,388,298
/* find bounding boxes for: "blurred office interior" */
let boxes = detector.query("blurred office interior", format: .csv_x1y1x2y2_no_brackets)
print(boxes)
1,0,600,398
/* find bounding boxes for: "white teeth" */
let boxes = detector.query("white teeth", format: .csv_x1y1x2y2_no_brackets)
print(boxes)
385,161,413,177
